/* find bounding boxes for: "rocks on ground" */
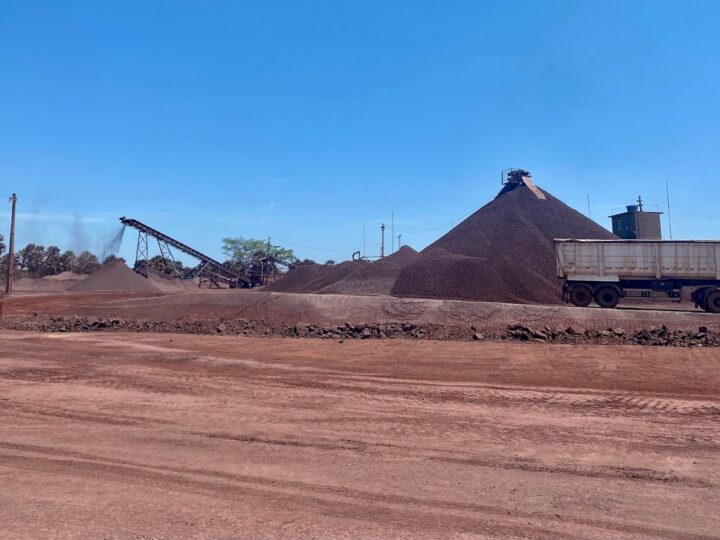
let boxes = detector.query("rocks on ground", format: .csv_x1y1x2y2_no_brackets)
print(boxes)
3,314,718,347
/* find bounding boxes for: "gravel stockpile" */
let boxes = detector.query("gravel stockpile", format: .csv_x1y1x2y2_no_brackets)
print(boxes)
14,271,87,292
265,260,361,293
321,246,421,295
147,268,199,292
266,246,421,296
391,183,616,304
70,261,161,292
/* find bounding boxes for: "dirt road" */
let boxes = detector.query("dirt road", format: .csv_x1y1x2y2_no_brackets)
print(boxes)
2,331,719,538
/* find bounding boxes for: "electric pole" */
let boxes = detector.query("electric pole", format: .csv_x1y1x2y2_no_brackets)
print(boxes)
363,222,366,259
380,223,385,258
391,211,394,254
5,193,17,295
666,181,673,239
587,194,591,218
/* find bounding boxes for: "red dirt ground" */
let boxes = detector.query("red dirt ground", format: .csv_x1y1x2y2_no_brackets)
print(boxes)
1,331,719,538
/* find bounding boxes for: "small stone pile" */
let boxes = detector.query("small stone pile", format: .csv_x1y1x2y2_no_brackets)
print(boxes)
497,324,719,347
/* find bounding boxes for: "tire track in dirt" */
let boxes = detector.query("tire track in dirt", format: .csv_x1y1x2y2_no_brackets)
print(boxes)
266,376,720,419
1,444,716,540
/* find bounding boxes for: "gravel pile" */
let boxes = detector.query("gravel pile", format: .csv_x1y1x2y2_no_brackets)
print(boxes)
14,271,87,292
391,183,616,303
70,261,161,292
265,260,361,294
265,246,421,296
321,246,421,295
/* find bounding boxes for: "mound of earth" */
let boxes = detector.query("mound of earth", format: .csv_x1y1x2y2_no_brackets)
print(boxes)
14,271,87,293
146,268,199,292
391,182,616,304
320,246,421,295
70,261,161,292
265,260,361,294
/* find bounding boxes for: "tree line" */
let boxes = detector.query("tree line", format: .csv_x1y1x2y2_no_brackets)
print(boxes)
0,237,119,279
0,234,335,283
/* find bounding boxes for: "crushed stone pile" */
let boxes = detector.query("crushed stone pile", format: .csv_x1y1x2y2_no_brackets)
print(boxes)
321,246,421,295
147,268,199,292
14,271,87,292
265,260,362,294
265,246,421,296
391,183,616,303
70,261,161,292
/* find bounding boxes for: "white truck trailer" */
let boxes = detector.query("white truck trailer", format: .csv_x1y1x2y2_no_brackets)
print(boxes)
555,239,720,313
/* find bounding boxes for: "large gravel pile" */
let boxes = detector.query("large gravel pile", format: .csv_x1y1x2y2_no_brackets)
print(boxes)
391,183,616,303
70,261,161,292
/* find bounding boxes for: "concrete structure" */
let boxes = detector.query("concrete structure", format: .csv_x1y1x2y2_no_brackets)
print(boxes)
610,198,662,240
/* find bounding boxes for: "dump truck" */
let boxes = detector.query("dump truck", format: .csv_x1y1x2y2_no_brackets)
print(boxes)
555,239,720,312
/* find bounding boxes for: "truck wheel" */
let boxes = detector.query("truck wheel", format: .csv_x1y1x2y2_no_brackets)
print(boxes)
706,291,720,313
595,286,620,309
569,285,593,307
694,287,709,310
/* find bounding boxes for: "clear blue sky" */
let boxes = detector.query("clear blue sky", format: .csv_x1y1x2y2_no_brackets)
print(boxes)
2,1,719,265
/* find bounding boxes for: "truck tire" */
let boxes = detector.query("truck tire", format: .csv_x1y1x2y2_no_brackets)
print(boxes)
595,286,620,309
694,287,709,310
569,285,593,307
706,290,720,313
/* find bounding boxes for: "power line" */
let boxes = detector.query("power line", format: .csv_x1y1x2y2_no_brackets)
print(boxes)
643,197,720,219
395,206,481,235
270,236,381,253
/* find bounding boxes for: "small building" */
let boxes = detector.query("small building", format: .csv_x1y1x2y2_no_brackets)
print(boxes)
610,198,662,240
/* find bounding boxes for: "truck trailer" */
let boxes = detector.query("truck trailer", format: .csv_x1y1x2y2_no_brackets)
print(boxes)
555,239,720,313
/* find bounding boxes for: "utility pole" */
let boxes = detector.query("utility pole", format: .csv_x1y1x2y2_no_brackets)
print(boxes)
587,194,592,218
666,181,673,239
263,236,272,285
398,234,402,249
363,222,366,260
380,223,385,258
391,211,394,254
5,193,17,295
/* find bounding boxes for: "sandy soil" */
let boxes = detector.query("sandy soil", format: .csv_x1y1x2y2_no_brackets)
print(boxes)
1,331,719,539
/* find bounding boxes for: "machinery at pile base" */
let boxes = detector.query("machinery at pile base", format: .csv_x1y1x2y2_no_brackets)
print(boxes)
555,239,720,313
119,217,292,288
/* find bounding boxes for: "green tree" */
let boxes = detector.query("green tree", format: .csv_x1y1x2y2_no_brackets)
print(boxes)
19,243,46,277
74,251,101,274
102,254,125,266
146,255,183,276
43,246,62,276
221,237,295,267
60,250,77,273
0,253,20,280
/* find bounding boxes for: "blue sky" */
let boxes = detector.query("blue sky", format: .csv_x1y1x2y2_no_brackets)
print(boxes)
2,1,719,265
